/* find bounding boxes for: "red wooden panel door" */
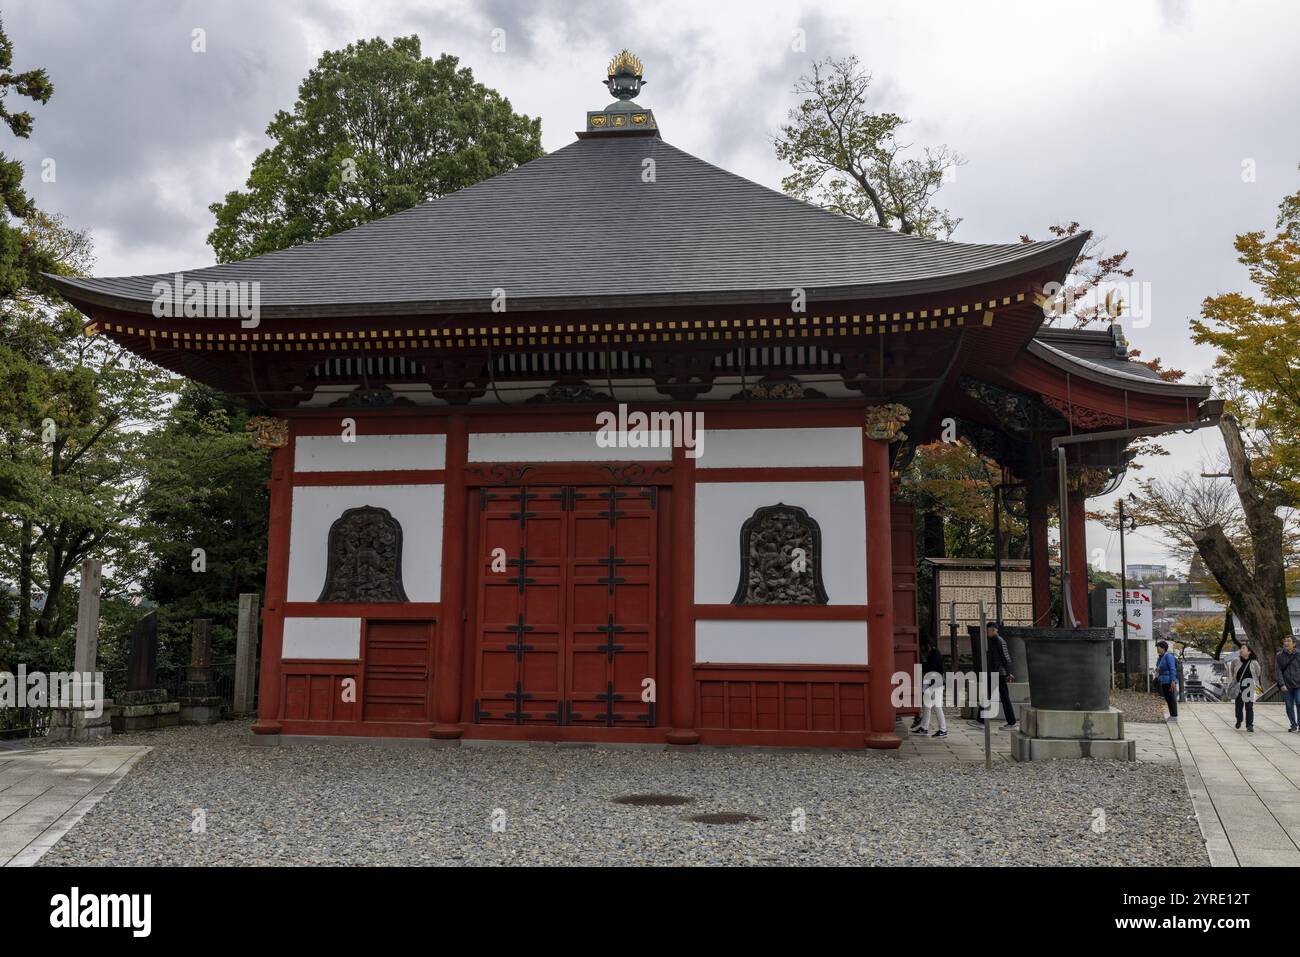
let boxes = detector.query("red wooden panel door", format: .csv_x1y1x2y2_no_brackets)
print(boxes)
471,485,658,727
363,620,434,722
474,487,568,724
566,486,657,727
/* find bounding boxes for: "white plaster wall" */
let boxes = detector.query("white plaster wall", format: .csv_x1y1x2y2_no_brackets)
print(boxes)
287,484,444,602
469,430,672,462
294,433,446,472
695,620,869,665
693,427,862,468
694,482,866,604
282,617,361,660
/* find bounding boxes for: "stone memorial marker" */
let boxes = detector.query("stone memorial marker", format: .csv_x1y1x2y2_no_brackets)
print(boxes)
47,558,113,741
179,618,224,724
232,593,259,716
112,610,180,732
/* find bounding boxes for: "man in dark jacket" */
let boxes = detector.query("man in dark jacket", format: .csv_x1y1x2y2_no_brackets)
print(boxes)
1276,635,1300,732
975,621,1017,730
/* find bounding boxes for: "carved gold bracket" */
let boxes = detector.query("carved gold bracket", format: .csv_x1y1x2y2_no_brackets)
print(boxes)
245,416,289,450
864,403,911,442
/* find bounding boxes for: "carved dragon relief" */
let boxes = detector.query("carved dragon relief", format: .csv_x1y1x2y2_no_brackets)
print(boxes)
732,503,829,605
317,505,409,603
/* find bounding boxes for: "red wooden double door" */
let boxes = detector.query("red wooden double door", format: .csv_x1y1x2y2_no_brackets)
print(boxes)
473,485,658,728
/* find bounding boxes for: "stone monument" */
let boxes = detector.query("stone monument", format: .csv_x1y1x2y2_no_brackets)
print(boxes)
231,593,259,717
111,611,180,732
178,619,223,724
47,558,114,742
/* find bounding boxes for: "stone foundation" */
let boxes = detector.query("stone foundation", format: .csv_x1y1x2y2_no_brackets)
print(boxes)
1010,706,1135,762
46,701,114,743
111,688,180,733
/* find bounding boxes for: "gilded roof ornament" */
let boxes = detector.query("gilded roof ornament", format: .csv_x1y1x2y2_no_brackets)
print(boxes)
607,49,644,79
584,50,658,137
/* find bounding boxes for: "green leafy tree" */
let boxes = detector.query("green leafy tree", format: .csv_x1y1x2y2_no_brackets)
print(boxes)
208,36,544,261
133,383,269,668
775,55,963,239
0,19,54,300
1131,180,1300,677
1190,179,1300,501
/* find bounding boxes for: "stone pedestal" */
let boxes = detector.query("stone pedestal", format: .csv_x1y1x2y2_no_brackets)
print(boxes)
1009,680,1031,709
1010,706,1135,761
111,688,180,733
47,701,114,742
178,618,223,725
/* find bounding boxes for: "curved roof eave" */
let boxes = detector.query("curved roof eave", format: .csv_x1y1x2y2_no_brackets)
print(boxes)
44,233,1087,322
1028,339,1210,398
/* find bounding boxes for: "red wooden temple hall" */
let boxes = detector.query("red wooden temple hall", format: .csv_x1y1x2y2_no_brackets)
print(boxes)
50,52,1213,748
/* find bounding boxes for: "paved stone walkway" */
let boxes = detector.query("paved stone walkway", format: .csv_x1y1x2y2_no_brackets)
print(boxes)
0,746,150,866
1168,701,1300,867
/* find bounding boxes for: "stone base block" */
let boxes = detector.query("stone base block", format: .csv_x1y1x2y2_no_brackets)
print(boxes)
116,688,169,707
111,700,180,733
1022,706,1125,741
1010,732,1136,762
46,701,115,742
1009,681,1031,706
178,697,224,725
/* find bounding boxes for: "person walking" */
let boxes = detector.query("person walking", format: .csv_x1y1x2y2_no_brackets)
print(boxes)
911,640,948,738
1276,636,1300,732
1156,640,1179,722
974,621,1017,730
1228,642,1261,732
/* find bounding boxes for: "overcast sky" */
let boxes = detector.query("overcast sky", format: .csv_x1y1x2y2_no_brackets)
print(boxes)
6,0,1298,573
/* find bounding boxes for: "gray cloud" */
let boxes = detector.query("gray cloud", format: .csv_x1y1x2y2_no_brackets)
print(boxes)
3,0,1297,568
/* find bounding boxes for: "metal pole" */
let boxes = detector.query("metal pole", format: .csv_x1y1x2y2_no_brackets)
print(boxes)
1118,499,1131,691
948,599,960,699
993,485,1004,627
1056,446,1078,627
978,599,992,770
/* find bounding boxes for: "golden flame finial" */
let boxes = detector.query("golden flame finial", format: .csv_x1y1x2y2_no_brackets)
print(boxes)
607,49,644,78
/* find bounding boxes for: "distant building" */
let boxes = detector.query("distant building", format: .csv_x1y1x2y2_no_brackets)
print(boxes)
1125,564,1167,582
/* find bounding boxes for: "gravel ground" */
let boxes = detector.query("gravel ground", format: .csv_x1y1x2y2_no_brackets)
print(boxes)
40,720,1207,866
1111,688,1171,724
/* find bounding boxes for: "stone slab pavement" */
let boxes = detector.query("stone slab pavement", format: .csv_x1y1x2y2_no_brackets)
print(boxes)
1167,702,1300,868
0,745,150,866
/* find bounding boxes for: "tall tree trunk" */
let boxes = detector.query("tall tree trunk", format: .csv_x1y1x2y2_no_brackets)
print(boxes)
921,508,945,559
16,518,33,647
1191,416,1291,679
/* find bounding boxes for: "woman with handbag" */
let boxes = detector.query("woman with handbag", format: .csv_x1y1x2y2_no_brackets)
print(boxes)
1228,643,1260,732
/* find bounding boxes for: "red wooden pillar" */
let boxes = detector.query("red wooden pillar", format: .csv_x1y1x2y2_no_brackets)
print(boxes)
864,433,901,749
1028,476,1052,627
666,443,699,744
432,414,468,738
1067,487,1090,627
252,431,294,734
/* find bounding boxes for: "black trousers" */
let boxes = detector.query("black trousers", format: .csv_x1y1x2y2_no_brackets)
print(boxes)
977,673,1017,724
1235,692,1254,729
1162,683,1178,718
998,673,1016,724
